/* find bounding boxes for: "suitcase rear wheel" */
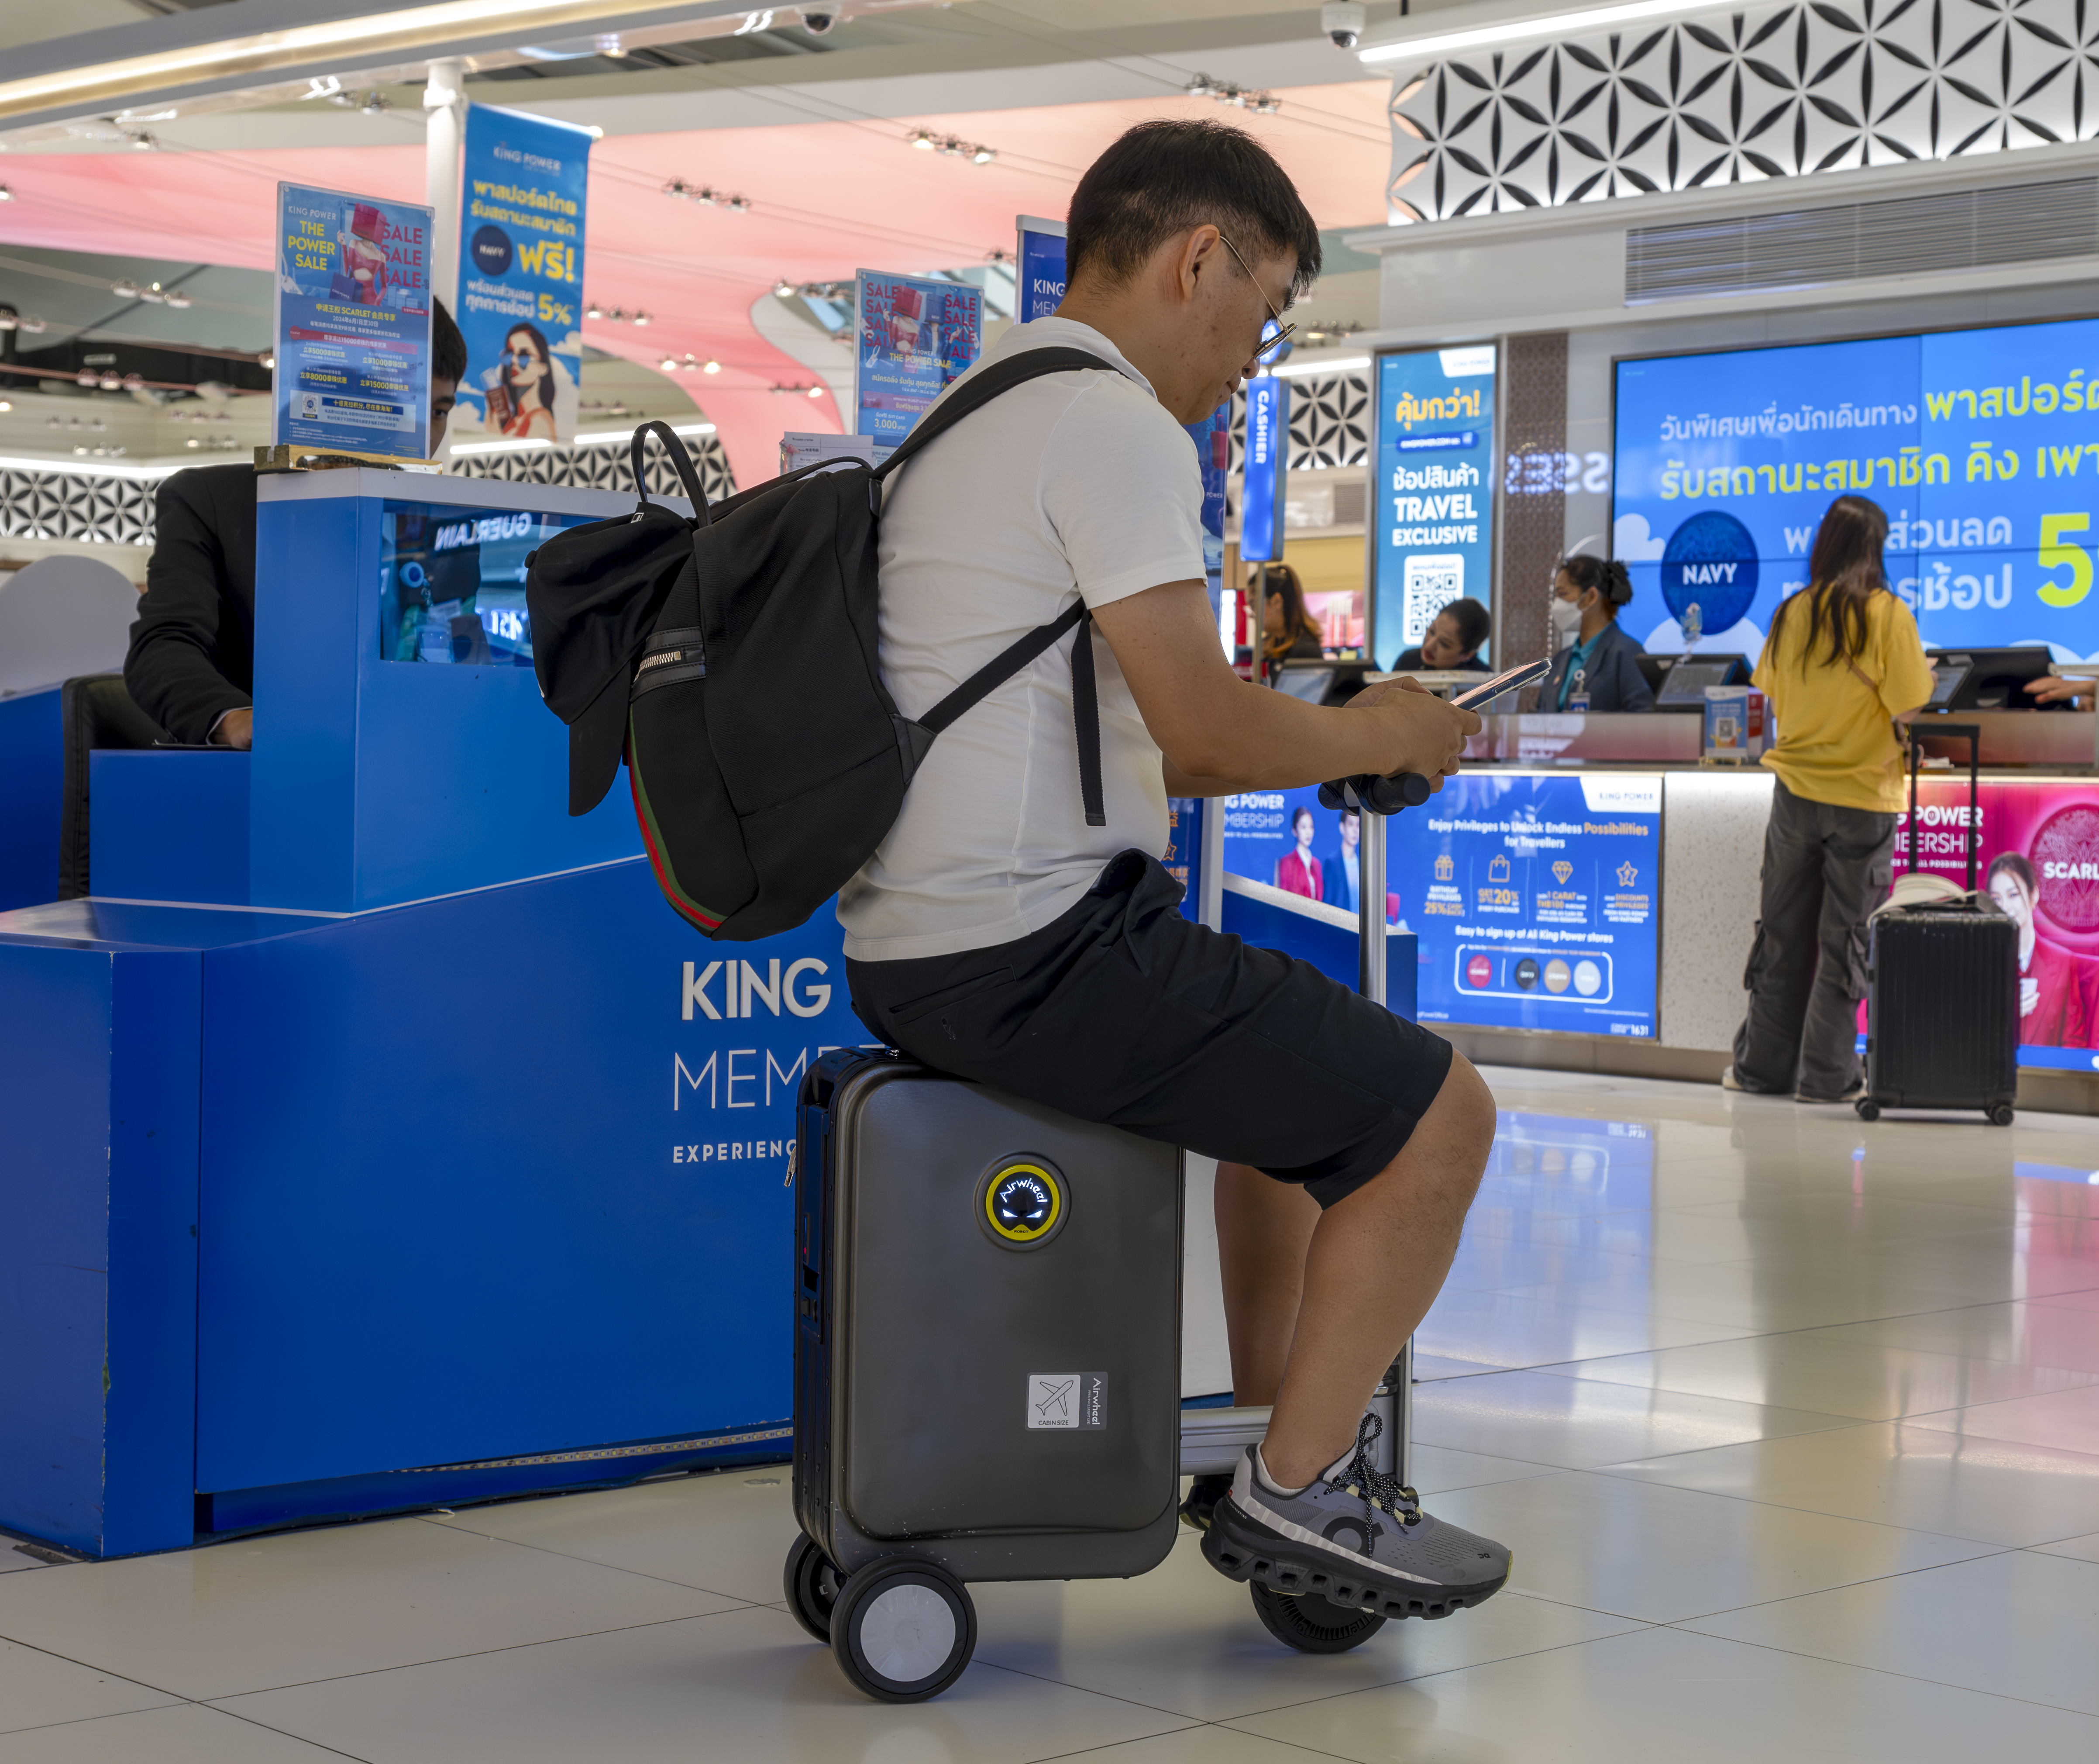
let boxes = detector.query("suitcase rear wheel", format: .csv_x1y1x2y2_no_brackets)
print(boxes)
783,1533,844,1642
1855,1099,1881,1122
1249,1581,1388,1654
1988,1103,2016,1127
829,1558,977,1702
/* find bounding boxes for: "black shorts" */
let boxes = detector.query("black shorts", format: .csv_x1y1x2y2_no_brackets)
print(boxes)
846,850,1455,1209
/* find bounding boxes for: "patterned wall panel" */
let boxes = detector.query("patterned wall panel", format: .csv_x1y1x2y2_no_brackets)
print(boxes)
1390,0,2099,221
1498,333,1571,671
0,436,737,551
1228,369,1373,477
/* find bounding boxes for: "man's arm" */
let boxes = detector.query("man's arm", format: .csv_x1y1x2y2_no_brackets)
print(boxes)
1091,580,1480,795
124,475,253,745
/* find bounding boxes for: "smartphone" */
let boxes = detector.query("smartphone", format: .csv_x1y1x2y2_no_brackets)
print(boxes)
1451,657,1552,710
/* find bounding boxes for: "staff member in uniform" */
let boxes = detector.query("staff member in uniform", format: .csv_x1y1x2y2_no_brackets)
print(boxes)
125,300,468,747
1395,597,1490,672
1726,495,1934,1102
1540,557,1652,712
1257,562,1324,677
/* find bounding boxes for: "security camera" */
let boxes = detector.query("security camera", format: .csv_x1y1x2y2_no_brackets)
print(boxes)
798,6,839,32
1321,2,1366,49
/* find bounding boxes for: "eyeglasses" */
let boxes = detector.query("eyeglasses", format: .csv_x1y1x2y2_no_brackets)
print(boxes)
1215,230,1296,354
507,348,539,365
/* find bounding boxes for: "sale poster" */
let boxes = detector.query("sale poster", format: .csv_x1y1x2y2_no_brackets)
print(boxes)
854,271,982,444
273,182,434,459
1893,778,2099,1071
456,104,590,444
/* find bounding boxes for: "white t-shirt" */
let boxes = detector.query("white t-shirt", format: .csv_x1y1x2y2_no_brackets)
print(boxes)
836,317,1207,962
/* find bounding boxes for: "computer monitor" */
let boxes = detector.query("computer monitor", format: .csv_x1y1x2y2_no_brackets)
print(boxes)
1928,647,2056,710
1654,655,1750,708
1274,665,1336,704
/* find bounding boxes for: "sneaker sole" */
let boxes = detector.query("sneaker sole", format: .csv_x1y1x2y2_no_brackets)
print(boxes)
1200,1496,1507,1621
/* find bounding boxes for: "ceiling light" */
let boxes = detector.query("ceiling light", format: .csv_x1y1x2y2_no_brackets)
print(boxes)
0,400,10,413
164,289,191,309
659,355,677,369
112,277,141,297
971,145,995,165
702,358,720,374
807,384,824,399
360,91,390,114
115,106,179,122
630,311,649,326
585,300,603,319
1358,0,1730,65
909,130,936,150
17,314,45,333
775,279,796,297
99,376,122,390
0,185,11,201
128,131,157,149
141,283,167,303
260,352,275,369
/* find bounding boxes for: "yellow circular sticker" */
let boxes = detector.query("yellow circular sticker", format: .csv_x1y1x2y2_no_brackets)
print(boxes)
985,1162,1062,1244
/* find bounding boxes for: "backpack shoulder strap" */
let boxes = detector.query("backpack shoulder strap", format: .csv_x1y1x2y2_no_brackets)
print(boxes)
871,347,1119,483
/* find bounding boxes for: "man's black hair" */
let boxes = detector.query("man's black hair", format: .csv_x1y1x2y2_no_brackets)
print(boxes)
432,297,467,387
1066,119,1321,300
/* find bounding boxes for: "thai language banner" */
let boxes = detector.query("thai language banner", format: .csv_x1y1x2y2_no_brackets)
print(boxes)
1893,777,2099,1071
855,271,982,444
457,104,589,443
1372,346,1496,669
273,182,433,459
1615,317,2099,663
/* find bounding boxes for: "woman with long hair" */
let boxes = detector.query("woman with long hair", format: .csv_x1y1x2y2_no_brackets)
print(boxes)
486,322,558,441
1727,495,1934,1102
1985,852,2090,1047
1257,562,1323,679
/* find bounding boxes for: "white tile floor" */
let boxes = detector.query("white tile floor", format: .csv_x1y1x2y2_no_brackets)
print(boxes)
4,1066,2099,1761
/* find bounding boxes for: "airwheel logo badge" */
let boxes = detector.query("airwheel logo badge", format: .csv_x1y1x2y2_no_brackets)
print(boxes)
1662,510,1758,631
978,1157,1068,1250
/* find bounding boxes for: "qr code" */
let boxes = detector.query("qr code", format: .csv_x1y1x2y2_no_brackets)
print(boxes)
1403,555,1464,645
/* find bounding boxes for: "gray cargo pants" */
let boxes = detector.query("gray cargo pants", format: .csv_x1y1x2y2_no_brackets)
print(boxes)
1732,779,1896,1100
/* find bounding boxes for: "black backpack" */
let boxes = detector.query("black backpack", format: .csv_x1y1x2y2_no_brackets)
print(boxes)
525,347,1113,941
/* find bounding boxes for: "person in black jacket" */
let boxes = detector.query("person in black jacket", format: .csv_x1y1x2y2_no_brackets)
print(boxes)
126,300,467,747
1394,596,1490,673
1538,556,1653,713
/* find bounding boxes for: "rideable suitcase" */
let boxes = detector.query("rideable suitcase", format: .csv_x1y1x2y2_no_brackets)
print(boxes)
1858,723,2019,1125
785,1050,1185,1701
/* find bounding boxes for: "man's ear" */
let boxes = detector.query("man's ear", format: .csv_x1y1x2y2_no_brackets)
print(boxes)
1170,224,1222,306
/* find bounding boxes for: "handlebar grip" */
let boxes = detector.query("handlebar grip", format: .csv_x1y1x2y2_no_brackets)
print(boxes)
1362,772,1432,813
1318,778,1349,811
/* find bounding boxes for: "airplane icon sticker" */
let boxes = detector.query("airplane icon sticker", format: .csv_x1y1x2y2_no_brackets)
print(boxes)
1027,1372,1106,1430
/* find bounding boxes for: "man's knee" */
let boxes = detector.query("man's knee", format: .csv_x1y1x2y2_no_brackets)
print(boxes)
1427,1051,1496,1195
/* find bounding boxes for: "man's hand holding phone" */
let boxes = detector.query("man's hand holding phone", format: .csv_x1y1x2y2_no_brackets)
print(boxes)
1345,676,1479,791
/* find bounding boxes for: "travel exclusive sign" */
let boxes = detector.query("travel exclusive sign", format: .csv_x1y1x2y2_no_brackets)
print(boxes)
273,183,434,459
1371,346,1497,669
855,271,983,444
1614,316,2099,664
456,104,590,443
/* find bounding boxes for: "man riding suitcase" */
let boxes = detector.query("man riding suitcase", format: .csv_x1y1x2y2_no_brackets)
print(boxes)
841,118,1510,1619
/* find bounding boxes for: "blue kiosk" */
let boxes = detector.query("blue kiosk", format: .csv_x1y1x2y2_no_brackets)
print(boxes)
0,467,1412,1560
0,470,869,1557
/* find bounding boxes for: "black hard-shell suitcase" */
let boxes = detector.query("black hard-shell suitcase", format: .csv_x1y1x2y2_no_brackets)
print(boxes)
785,1049,1184,1701
1859,723,2019,1125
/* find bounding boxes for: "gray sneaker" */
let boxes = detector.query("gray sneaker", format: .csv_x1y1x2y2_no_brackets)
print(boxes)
1201,1416,1509,1620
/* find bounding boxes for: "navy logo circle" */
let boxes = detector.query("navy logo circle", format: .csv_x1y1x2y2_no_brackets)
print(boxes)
469,224,513,276
1660,510,1758,633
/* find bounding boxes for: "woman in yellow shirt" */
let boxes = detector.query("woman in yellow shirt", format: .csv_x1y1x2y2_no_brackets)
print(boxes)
1726,496,1935,1103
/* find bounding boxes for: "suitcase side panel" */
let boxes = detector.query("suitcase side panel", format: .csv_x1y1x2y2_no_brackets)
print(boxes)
1867,912,2018,1107
839,1071,1181,1544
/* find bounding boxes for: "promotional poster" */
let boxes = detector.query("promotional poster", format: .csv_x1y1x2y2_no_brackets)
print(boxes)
1220,786,1399,921
1892,777,2099,1071
1371,346,1497,669
456,104,590,444
854,271,983,444
1398,773,1661,1037
1614,316,2099,664
272,183,434,459
1015,217,1067,324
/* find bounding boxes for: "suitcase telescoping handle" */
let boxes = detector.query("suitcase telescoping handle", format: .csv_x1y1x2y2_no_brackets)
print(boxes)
1907,721,1981,892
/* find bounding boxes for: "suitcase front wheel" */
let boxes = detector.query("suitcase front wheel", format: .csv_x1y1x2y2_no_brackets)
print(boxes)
1989,1103,2015,1127
1249,1581,1389,1653
1855,1099,1881,1122
783,1533,844,1642
829,1558,977,1702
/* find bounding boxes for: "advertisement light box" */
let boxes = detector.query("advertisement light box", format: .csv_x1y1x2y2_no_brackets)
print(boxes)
1614,317,2099,663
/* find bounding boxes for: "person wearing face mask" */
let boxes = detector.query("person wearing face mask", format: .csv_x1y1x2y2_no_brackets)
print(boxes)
1539,557,1652,713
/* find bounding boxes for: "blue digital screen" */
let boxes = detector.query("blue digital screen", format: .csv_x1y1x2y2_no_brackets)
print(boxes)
1017,222,1066,324
1372,346,1497,668
1615,317,2099,662
1392,772,1661,1037
1241,377,1288,565
378,500,590,666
